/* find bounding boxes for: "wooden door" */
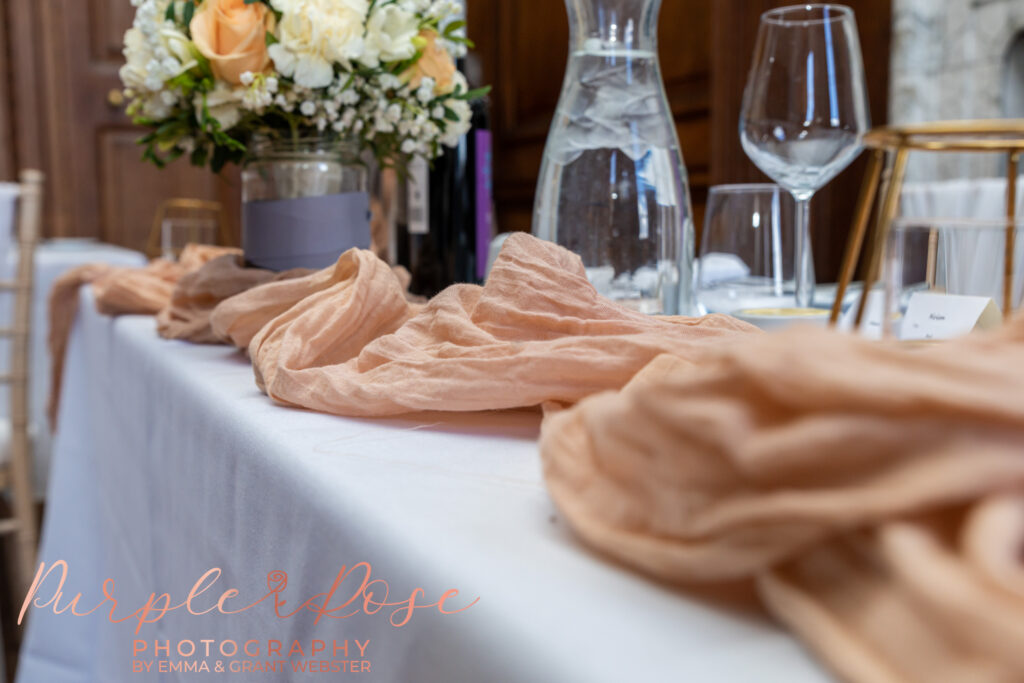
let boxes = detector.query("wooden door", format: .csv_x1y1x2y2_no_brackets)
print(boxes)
3,0,240,251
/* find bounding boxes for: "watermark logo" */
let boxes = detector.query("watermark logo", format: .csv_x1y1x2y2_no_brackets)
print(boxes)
131,638,371,675
20,560,478,675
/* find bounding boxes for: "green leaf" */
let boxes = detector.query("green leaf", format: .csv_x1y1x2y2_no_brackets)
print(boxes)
265,31,279,46
154,120,182,139
190,146,209,167
443,106,458,122
141,146,167,169
455,85,491,101
163,147,184,164
165,2,176,22
443,20,466,38
183,0,195,27
211,145,229,173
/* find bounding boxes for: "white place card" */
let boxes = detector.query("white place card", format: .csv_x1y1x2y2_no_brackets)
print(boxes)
899,292,1001,341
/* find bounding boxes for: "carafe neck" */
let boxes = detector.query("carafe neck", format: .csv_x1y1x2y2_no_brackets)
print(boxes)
565,0,661,53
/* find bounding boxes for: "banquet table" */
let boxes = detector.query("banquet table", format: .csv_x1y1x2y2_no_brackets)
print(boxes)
17,287,830,683
0,239,146,495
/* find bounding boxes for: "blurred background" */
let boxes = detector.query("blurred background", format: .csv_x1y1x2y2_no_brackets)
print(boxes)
2,0,1024,309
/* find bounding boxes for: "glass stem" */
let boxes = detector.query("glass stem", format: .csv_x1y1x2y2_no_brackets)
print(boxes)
794,195,815,308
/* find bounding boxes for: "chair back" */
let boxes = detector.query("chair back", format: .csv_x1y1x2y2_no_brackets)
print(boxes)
0,170,44,600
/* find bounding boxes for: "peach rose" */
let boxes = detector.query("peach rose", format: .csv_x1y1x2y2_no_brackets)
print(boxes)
190,0,274,85
405,30,456,95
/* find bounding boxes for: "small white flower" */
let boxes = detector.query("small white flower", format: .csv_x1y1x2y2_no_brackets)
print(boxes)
300,100,317,116
240,71,255,86
379,73,403,91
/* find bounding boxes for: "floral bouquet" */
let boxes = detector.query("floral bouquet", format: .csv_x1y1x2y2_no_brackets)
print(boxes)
120,0,485,172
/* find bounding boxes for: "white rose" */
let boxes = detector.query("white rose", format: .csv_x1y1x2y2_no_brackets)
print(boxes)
268,0,369,89
157,27,198,73
361,4,419,68
195,83,246,130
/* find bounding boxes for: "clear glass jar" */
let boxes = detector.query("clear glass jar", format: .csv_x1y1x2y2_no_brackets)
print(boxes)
532,0,696,315
242,136,370,271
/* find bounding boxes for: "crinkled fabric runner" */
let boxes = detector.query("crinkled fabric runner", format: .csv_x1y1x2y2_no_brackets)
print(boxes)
156,254,309,344
209,259,420,350
224,232,756,416
539,321,1024,682
47,245,238,426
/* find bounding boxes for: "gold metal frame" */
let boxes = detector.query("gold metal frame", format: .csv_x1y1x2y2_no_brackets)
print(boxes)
146,198,229,259
831,119,1024,328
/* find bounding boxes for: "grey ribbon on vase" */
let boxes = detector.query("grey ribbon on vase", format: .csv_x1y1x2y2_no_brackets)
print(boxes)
243,192,371,271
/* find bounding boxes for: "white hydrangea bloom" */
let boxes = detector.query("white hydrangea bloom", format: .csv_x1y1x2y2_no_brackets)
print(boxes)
361,4,420,68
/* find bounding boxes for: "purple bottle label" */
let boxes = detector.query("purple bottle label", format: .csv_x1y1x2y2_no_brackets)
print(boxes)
475,130,494,281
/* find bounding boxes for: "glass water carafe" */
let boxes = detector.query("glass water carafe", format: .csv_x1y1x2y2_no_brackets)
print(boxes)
532,0,695,314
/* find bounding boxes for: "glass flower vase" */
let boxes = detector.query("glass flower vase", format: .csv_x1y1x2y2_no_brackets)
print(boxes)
242,136,370,271
532,0,695,315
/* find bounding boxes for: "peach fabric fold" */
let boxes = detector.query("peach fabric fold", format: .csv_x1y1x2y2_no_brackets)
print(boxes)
539,320,1024,682
47,244,239,426
156,254,308,344
209,259,420,350
217,232,756,417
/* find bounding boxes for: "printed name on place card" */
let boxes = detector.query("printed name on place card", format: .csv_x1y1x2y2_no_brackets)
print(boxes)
900,292,1001,341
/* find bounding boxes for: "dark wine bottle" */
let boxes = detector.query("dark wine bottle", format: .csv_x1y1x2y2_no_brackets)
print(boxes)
399,68,494,298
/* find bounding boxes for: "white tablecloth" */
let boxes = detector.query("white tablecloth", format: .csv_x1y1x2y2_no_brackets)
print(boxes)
0,240,147,495
17,288,828,683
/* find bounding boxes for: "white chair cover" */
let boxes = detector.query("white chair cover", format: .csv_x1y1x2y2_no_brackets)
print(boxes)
899,178,1024,308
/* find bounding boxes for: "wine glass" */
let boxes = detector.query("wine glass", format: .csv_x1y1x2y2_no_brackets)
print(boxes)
161,214,219,261
697,184,796,314
739,4,870,308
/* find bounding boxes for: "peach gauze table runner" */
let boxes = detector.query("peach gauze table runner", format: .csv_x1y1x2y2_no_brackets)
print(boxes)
540,321,1024,683
208,232,756,417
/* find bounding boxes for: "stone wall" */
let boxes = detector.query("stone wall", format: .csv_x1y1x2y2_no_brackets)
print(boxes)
889,0,1024,180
